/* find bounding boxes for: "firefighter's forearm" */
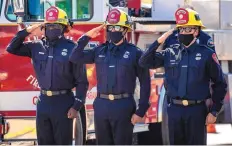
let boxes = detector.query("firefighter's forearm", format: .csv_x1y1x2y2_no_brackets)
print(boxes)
211,83,227,112
75,82,89,103
72,82,89,111
6,29,31,57
69,35,92,64
139,40,163,69
135,68,151,117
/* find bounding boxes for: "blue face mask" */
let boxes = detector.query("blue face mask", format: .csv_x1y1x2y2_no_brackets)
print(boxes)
45,24,63,41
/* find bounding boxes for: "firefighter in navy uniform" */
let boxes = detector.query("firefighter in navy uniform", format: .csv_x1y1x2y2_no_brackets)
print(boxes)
69,9,151,145
6,6,88,145
139,8,227,145
137,7,216,145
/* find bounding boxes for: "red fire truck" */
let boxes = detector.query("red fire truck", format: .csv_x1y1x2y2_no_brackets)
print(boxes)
0,0,232,145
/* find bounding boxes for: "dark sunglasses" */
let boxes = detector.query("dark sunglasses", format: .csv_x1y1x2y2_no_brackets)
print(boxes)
107,25,125,32
178,27,198,33
45,24,64,30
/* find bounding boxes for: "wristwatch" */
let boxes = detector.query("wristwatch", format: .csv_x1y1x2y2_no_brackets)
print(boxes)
211,111,218,117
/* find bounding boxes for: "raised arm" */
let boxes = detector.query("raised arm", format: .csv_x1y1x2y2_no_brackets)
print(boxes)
139,29,174,69
6,24,41,57
69,24,105,64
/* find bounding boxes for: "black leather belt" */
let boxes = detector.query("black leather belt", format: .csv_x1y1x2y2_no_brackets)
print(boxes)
171,99,204,106
99,93,131,100
41,89,71,97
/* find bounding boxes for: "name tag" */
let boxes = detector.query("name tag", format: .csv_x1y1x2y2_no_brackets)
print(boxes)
99,55,105,58
39,52,45,55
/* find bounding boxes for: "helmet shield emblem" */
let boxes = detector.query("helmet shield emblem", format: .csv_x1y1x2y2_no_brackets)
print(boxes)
107,9,121,24
46,6,59,22
175,8,189,25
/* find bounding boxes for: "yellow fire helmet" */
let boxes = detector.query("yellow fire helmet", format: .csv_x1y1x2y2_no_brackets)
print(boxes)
175,8,206,29
106,8,133,32
45,6,69,26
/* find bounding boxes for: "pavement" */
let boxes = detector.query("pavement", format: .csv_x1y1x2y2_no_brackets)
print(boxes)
207,124,232,145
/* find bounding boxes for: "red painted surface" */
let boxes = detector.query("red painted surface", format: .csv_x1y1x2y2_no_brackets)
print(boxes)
0,111,36,117
127,0,141,9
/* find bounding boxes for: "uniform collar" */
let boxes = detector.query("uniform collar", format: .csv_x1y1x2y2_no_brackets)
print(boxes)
182,41,198,53
108,39,127,50
45,36,65,46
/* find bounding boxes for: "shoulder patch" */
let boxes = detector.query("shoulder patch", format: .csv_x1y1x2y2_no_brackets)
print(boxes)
212,53,220,65
127,43,140,50
207,38,214,48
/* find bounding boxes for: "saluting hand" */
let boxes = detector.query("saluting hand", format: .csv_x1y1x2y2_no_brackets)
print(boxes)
205,113,217,125
157,28,175,44
131,114,144,125
26,23,43,33
85,24,105,39
67,108,78,119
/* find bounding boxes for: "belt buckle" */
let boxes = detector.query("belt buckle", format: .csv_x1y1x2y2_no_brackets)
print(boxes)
46,91,53,96
109,94,114,100
182,100,188,106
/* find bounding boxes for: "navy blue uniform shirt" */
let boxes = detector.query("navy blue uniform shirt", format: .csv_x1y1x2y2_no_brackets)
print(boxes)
139,38,227,113
6,29,89,110
69,35,151,117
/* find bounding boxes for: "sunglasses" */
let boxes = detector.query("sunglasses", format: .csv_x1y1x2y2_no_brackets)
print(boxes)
178,27,198,33
107,25,125,32
45,24,63,30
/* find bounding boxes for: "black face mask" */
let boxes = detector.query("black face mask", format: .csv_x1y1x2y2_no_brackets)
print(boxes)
45,28,63,41
107,31,124,44
178,34,194,46
45,23,64,41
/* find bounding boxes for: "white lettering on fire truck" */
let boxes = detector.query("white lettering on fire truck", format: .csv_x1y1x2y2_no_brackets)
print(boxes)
26,75,40,89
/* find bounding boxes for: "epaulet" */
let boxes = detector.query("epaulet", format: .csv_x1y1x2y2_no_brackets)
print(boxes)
127,43,137,48
198,44,215,53
65,38,75,45
127,43,139,49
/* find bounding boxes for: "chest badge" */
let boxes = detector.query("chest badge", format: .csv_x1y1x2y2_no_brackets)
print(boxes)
123,51,130,59
98,55,105,58
39,52,45,55
195,53,201,61
61,49,68,56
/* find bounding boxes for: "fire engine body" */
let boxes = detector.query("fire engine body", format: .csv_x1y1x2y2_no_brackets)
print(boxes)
0,0,232,144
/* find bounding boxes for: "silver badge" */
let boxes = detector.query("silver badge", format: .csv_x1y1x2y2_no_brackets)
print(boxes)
61,49,68,56
123,51,130,58
195,53,201,60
